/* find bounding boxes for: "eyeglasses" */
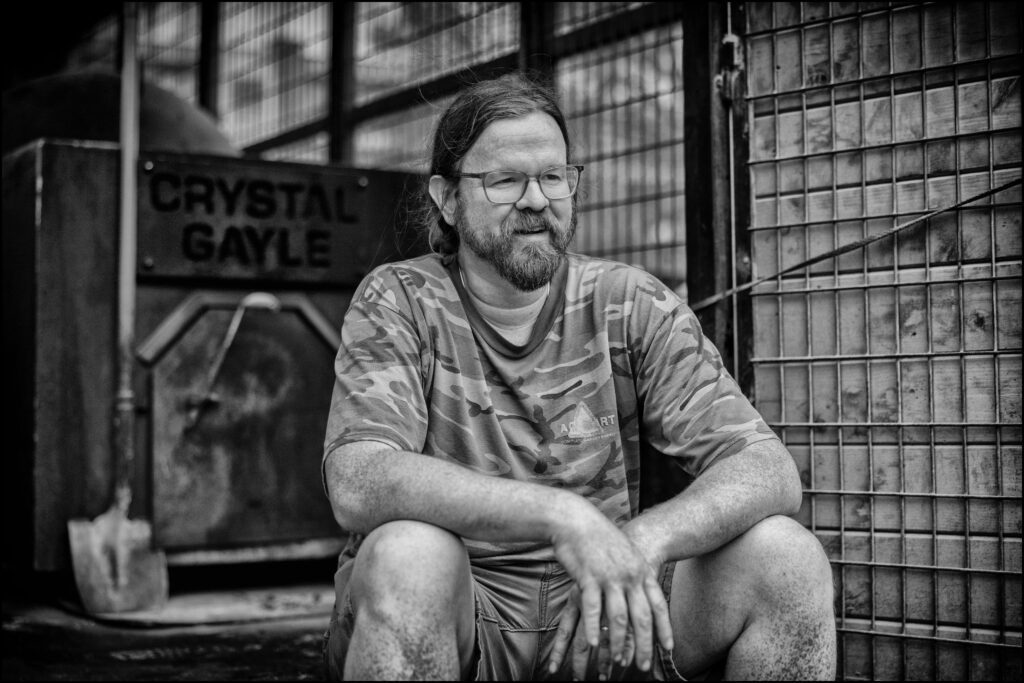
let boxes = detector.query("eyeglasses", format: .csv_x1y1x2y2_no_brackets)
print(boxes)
450,165,584,205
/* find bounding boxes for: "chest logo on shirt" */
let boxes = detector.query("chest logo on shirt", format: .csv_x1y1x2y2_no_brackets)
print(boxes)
558,403,616,442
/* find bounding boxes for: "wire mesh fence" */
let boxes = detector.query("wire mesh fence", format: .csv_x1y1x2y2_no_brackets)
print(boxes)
746,2,1021,679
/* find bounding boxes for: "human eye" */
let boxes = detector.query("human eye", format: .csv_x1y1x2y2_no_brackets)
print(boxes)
540,167,568,184
485,171,521,188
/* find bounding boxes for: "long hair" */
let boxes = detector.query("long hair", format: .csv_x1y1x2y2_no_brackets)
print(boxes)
423,72,573,258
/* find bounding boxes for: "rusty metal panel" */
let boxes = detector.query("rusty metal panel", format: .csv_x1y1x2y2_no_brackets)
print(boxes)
149,297,337,549
136,152,423,285
1,141,121,571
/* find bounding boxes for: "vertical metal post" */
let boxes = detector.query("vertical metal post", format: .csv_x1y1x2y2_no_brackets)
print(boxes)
198,1,220,118
683,2,722,351
330,1,355,164
519,1,555,83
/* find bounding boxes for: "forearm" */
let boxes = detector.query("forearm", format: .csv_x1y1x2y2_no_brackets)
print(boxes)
325,441,593,543
625,438,803,567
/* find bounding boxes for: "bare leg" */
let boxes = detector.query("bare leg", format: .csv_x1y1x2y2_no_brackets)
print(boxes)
668,515,837,680
343,520,477,680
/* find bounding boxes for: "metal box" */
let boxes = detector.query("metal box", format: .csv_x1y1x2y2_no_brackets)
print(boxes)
2,140,425,570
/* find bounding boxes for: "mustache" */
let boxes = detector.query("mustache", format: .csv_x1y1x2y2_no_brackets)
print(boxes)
505,210,560,233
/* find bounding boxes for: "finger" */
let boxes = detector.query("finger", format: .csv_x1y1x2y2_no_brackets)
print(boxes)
625,584,653,671
622,628,635,670
603,588,629,666
548,596,580,674
571,619,592,682
644,574,675,653
596,625,613,681
581,582,603,648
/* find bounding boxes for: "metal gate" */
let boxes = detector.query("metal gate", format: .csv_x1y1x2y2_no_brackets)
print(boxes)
744,2,1022,679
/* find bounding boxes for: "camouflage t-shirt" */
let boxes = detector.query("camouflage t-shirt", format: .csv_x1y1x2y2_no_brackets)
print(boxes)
323,252,777,562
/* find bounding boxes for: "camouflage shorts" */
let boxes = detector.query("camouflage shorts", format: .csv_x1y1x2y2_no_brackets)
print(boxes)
322,556,686,681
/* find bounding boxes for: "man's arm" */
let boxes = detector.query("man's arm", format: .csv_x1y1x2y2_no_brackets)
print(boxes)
548,437,802,677
325,440,590,542
325,440,675,667
623,437,802,571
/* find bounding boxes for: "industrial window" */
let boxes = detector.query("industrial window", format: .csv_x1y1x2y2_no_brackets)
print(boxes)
260,130,330,164
557,21,687,294
746,2,1022,680
354,2,519,106
63,2,200,107
352,96,455,172
554,2,649,35
140,2,200,105
217,2,330,151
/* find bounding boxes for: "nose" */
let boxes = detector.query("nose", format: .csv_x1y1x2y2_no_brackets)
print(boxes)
515,177,550,212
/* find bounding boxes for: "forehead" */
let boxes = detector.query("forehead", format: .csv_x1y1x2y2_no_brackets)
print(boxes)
463,111,567,171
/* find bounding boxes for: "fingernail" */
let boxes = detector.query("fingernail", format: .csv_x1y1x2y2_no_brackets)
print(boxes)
641,659,650,671
599,674,607,682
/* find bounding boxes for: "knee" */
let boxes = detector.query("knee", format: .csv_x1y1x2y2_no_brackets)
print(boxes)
350,520,469,613
736,516,834,610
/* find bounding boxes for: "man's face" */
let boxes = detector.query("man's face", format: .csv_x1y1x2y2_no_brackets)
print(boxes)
451,112,577,292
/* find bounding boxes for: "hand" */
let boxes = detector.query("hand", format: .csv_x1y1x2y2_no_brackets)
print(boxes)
549,585,639,680
545,505,674,677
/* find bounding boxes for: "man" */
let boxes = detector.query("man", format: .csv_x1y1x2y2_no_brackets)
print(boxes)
322,72,835,681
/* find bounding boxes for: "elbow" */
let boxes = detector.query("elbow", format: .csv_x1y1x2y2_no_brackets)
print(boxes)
776,446,805,516
781,476,803,516
324,449,367,533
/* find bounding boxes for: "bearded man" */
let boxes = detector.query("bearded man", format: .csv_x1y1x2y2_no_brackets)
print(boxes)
321,72,836,681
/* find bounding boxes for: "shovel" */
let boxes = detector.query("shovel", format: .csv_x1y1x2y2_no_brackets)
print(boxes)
67,1,169,614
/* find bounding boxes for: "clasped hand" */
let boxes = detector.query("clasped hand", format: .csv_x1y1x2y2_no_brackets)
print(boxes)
547,511,674,679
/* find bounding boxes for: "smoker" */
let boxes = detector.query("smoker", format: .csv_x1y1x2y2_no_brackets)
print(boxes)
2,139,424,573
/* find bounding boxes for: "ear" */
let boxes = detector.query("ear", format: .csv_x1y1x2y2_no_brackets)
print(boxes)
428,175,458,226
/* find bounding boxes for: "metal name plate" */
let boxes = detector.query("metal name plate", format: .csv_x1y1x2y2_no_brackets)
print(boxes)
136,154,422,285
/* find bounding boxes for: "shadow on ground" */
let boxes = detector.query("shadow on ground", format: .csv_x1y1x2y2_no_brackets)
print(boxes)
2,559,337,681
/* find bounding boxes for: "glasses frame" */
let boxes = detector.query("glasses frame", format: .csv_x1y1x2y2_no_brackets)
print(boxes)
449,164,585,205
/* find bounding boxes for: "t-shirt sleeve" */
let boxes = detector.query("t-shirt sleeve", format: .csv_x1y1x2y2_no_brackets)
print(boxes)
322,269,429,467
631,278,777,477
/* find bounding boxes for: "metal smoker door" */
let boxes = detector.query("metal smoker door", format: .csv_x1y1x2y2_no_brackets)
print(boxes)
142,291,339,550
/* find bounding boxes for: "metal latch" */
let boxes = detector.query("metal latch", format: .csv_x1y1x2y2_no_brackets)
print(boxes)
715,33,743,104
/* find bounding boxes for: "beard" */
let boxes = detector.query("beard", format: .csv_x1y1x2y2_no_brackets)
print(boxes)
454,200,577,292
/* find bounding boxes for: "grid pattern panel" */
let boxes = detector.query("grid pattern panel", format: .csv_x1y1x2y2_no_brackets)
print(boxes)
261,132,329,164
556,22,687,294
746,2,1022,680
139,2,200,105
218,1,330,148
353,96,456,173
553,2,651,36
354,2,519,106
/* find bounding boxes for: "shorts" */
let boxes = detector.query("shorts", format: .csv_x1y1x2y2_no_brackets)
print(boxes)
322,555,687,681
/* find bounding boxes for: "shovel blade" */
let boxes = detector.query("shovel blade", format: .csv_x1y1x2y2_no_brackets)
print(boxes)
68,511,169,614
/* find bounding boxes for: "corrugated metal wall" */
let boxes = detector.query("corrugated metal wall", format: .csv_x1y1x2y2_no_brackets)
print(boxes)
745,2,1021,679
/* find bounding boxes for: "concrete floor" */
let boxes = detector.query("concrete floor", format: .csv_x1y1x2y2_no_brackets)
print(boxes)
2,560,337,681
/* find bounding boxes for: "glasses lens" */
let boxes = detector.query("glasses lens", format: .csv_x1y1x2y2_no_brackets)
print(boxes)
481,167,580,204
482,171,527,204
539,166,578,199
